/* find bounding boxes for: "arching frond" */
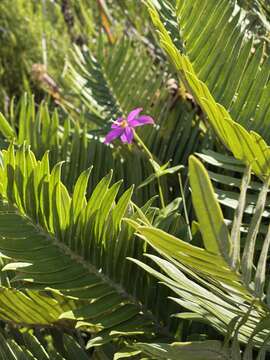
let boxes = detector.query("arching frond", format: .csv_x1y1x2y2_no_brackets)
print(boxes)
196,150,270,236
0,144,178,348
0,288,71,326
149,0,270,141
65,38,166,131
129,156,270,350
0,330,90,359
131,340,232,360
146,3,270,182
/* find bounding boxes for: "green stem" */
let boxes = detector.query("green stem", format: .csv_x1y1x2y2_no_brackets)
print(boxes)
134,132,165,208
134,132,154,160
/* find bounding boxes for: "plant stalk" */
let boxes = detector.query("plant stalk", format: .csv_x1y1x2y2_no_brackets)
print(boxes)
134,132,165,208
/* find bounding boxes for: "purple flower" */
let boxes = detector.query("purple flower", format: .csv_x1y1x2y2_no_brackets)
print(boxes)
104,108,154,144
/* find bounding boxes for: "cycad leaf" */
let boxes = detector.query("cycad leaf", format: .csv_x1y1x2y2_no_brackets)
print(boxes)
0,112,15,139
151,0,270,140
0,144,171,345
66,38,164,130
146,0,270,180
0,330,89,360
129,158,270,347
0,287,67,325
134,340,230,360
189,155,231,260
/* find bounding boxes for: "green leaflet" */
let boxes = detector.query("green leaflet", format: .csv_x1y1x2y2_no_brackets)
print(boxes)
0,288,63,325
134,340,231,360
0,331,89,360
0,112,15,139
189,155,231,260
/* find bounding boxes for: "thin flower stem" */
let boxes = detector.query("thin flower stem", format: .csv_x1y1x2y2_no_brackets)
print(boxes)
134,132,165,209
134,132,154,160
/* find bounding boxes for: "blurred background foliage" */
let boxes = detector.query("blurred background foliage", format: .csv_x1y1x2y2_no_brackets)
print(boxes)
0,0,71,108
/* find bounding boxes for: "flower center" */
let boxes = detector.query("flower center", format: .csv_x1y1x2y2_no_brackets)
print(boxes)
120,119,128,128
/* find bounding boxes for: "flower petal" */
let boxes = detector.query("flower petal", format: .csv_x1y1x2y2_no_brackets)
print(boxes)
104,128,124,144
128,115,154,128
127,108,143,123
120,127,134,144
112,117,124,128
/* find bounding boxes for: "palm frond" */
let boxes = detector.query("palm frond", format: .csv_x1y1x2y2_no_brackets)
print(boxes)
65,37,165,131
0,143,178,348
237,0,270,37
0,288,72,326
129,156,270,350
196,150,270,236
0,93,204,208
146,2,270,182
132,340,232,360
149,0,270,141
0,329,90,359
